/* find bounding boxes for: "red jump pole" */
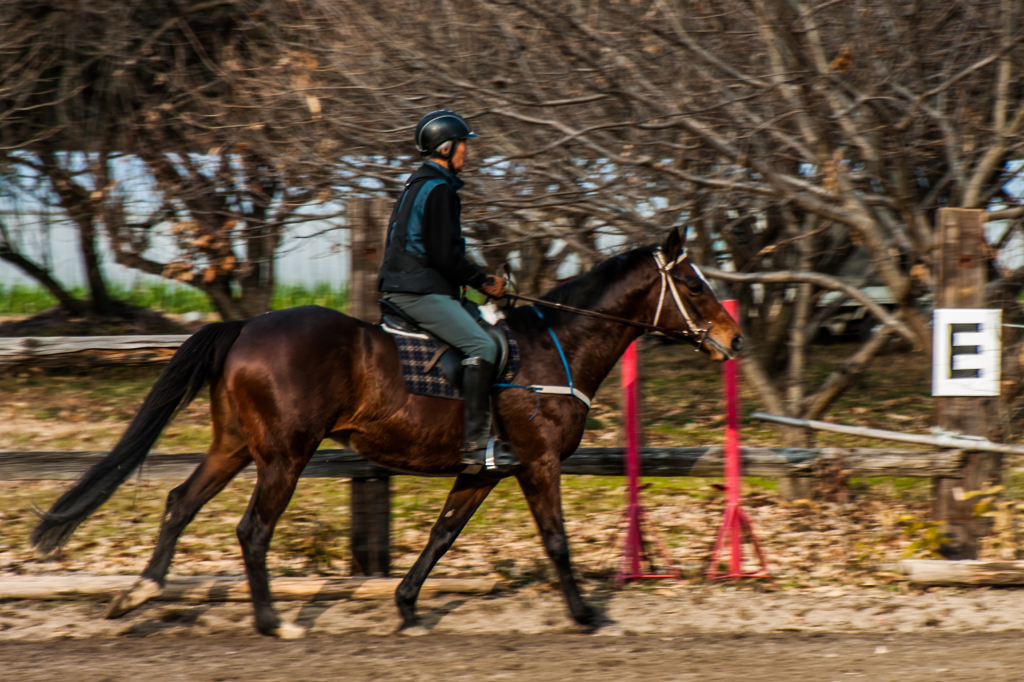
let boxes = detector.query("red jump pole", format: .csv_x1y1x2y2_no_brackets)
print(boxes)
723,301,742,577
617,339,676,583
622,339,642,579
707,300,770,580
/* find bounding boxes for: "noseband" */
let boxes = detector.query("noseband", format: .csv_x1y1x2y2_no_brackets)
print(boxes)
504,248,714,346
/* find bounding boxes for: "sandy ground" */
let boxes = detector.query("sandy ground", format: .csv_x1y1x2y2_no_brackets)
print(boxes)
1,584,1023,680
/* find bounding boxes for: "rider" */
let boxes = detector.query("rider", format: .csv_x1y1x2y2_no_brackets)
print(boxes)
378,110,517,470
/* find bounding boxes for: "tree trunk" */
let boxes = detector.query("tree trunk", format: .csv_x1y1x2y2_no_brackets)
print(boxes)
779,304,815,496
237,226,277,318
77,214,116,314
0,222,87,316
39,151,117,315
235,162,281,318
508,238,550,297
200,280,246,321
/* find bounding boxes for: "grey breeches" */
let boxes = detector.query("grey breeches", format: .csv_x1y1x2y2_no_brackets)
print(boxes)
384,292,497,364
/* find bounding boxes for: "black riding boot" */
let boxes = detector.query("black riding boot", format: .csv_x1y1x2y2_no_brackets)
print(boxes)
461,357,519,471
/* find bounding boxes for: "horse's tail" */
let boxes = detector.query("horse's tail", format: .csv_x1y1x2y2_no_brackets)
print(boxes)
30,319,247,554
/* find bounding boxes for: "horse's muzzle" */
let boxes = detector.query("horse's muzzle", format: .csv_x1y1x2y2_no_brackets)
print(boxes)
706,334,743,360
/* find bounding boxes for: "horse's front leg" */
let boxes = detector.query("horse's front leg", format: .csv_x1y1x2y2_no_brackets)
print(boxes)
395,473,498,632
516,456,604,630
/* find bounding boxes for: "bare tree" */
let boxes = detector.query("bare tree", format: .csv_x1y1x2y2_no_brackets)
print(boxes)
1,1,347,318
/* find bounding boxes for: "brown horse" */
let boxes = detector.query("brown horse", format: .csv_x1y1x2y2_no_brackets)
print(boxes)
31,227,742,638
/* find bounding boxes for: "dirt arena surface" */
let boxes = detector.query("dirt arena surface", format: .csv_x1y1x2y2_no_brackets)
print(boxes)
2,631,1021,682
1,586,1023,680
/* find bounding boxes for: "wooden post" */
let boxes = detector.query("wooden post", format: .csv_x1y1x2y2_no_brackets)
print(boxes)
933,208,1001,560
348,197,389,322
348,197,391,576
349,476,391,576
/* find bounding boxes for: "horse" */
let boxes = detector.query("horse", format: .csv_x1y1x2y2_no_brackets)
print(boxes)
30,226,743,639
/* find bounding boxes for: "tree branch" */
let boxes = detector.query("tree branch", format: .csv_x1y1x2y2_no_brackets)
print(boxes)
700,266,919,345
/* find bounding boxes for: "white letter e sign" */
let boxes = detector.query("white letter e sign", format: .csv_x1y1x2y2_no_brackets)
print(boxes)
932,308,1001,397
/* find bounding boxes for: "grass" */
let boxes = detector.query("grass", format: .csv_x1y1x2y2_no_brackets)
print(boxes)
0,282,349,315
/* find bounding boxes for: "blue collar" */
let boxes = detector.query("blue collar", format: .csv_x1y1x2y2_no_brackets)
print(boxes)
423,160,464,192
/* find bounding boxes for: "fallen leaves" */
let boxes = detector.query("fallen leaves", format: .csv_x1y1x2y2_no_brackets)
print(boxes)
0,474,955,595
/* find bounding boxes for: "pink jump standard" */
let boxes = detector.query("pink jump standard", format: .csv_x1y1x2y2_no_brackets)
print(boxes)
616,340,678,583
706,300,770,580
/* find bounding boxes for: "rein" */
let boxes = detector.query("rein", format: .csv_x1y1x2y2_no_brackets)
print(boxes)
491,247,714,414
502,249,713,347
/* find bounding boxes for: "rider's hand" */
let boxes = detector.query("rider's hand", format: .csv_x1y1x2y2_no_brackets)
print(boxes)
481,275,507,299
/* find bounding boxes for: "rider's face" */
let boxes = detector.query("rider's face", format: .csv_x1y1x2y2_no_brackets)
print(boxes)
451,139,468,172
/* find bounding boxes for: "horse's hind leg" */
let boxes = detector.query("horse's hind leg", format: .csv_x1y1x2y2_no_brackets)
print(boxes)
236,450,311,639
395,473,497,632
106,416,252,618
516,461,602,630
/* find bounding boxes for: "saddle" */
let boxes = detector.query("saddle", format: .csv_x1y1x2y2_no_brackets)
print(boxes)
379,298,519,400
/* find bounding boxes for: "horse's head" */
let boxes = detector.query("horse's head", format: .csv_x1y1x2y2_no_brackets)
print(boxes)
645,227,744,362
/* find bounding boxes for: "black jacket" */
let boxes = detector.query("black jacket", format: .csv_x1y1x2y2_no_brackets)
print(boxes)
377,162,487,297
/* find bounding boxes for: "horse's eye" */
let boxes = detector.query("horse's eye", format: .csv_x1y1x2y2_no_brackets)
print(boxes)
683,277,703,295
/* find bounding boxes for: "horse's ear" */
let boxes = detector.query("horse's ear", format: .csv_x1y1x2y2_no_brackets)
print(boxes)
663,226,685,261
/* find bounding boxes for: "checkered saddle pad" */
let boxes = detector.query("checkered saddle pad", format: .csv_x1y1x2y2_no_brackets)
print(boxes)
387,320,521,400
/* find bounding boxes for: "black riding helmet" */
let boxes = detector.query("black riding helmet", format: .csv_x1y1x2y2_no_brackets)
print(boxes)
415,110,477,159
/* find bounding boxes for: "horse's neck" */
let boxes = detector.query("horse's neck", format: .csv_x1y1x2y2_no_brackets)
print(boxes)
552,286,650,397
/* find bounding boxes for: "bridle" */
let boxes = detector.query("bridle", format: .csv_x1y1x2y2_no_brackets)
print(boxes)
651,247,713,345
503,248,714,348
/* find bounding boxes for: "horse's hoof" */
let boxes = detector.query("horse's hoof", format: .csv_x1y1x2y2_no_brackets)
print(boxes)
398,625,431,637
272,621,307,640
570,606,610,633
592,622,624,636
105,578,161,619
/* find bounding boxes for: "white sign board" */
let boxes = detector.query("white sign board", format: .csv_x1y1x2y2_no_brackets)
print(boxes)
932,308,1001,397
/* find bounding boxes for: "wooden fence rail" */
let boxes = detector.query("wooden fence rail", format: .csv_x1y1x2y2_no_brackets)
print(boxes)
0,335,189,368
0,446,964,481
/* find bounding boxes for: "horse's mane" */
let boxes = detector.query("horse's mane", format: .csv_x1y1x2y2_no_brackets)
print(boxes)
506,245,655,332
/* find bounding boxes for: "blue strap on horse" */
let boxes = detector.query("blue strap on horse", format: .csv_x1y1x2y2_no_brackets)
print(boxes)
533,305,575,392
495,305,591,419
